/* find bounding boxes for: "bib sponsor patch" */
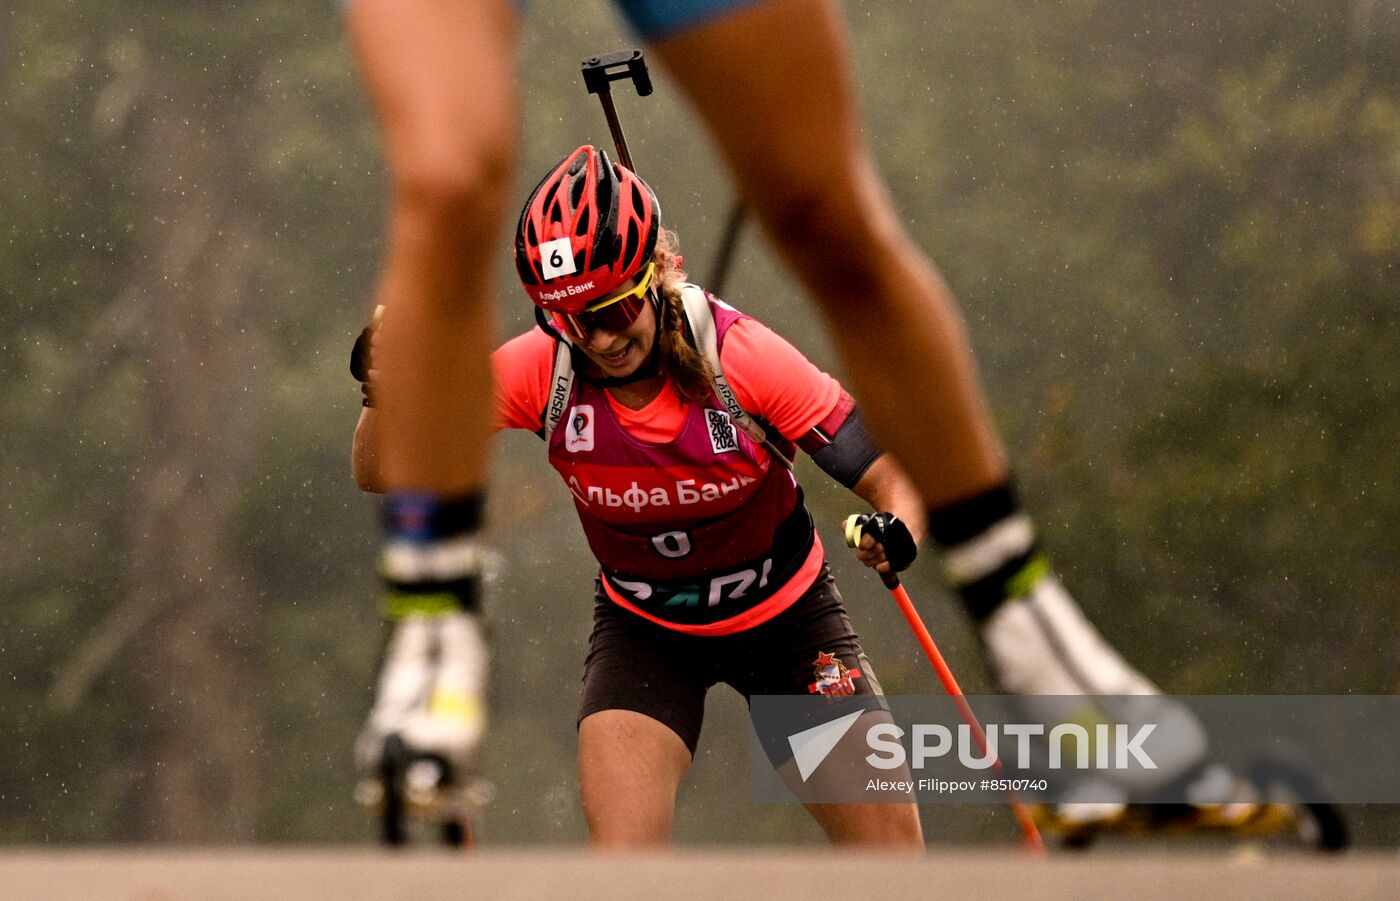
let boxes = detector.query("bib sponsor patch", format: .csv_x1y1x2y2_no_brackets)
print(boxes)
565,405,595,453
705,408,739,455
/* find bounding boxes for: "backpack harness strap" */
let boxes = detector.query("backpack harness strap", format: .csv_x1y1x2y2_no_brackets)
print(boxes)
541,336,577,445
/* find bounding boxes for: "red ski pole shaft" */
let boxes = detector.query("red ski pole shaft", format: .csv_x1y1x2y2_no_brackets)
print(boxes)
885,578,985,749
871,564,1045,854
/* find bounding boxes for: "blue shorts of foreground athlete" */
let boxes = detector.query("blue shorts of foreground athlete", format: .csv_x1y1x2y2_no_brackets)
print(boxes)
613,0,767,39
339,0,767,42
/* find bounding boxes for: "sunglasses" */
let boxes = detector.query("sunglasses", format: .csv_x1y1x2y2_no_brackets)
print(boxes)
556,262,655,338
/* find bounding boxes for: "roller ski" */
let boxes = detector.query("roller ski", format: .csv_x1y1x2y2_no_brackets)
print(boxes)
354,734,493,848
952,568,1348,853
1032,757,1348,852
355,610,491,848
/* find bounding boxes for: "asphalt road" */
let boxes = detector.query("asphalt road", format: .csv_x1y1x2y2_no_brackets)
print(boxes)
1,848,1396,900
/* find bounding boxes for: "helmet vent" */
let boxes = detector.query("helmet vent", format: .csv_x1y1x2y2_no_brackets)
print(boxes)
621,220,640,269
515,145,659,310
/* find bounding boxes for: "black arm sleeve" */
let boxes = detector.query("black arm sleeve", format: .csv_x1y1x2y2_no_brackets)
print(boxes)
809,408,882,489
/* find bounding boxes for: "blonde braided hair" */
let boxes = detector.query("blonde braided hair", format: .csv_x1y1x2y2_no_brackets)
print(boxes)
652,229,715,405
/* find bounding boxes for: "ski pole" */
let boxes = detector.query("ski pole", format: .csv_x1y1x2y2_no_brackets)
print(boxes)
707,201,746,296
579,51,748,307
844,516,1046,855
581,49,653,172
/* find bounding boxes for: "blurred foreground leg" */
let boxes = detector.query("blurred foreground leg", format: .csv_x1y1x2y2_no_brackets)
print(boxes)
346,0,520,493
344,0,518,841
656,0,1211,808
653,0,1007,509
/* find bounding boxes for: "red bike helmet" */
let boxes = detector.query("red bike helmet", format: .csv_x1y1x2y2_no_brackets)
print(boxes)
515,145,661,317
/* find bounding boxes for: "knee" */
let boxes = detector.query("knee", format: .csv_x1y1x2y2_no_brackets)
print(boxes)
588,824,671,850
814,802,924,848
750,167,904,298
391,137,517,240
582,795,675,848
847,805,924,849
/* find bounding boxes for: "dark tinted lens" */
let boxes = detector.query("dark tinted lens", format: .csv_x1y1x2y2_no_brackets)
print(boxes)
576,293,644,334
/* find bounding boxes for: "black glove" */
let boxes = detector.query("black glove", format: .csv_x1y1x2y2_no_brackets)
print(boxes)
844,511,919,572
355,309,383,408
350,325,373,381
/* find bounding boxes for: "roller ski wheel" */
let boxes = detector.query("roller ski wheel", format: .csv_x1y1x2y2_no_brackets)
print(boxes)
1246,754,1348,852
1031,766,1347,852
1033,801,1310,849
355,734,491,849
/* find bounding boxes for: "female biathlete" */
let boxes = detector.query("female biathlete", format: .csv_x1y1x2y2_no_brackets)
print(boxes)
348,0,1215,829
355,147,924,846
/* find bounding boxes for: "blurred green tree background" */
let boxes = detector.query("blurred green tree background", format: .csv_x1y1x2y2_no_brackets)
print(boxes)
1,0,1396,845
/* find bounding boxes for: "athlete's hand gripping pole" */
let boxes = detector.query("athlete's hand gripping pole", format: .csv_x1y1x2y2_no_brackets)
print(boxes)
844,514,1047,855
581,49,653,172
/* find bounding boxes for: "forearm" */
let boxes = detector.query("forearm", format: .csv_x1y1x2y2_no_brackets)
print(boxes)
851,454,926,545
352,407,386,494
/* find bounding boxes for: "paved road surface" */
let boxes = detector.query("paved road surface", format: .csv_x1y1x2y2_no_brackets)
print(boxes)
1,848,1395,900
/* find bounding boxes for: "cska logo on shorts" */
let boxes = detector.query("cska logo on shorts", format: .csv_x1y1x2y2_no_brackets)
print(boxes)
807,651,863,697
565,404,595,453
705,408,739,455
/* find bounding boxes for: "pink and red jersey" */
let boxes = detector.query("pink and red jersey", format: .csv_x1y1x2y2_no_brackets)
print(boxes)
493,297,844,635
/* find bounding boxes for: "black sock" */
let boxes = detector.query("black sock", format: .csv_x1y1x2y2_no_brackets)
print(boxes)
927,482,1048,624
380,492,487,618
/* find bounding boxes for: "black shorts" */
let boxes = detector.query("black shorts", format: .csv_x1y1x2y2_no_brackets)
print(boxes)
579,565,885,761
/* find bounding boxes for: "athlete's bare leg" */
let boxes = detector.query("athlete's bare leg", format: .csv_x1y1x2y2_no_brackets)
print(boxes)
578,710,692,847
804,803,923,848
579,709,922,848
774,710,924,848
346,0,519,494
652,0,1007,508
